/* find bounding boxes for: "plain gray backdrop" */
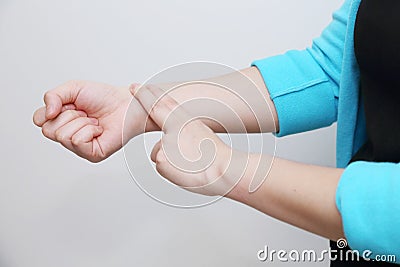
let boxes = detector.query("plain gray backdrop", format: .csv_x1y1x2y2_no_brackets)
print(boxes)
0,0,343,266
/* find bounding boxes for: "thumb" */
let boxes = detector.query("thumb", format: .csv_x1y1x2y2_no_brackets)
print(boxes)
44,81,80,120
150,139,162,163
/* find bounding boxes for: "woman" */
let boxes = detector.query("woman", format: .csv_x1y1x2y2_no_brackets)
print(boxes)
33,0,399,265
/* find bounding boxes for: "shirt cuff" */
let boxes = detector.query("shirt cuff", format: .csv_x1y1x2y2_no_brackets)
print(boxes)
336,161,400,263
252,49,337,137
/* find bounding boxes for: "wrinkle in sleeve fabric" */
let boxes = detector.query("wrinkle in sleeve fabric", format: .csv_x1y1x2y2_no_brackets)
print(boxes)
252,0,352,136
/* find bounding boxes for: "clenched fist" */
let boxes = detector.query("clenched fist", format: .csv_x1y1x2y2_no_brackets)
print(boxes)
33,80,157,162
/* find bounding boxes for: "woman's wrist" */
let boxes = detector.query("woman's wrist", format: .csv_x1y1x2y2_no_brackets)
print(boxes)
123,85,160,141
222,151,345,240
211,149,268,201
222,152,271,202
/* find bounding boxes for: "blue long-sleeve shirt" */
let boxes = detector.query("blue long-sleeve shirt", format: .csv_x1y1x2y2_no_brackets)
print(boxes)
252,0,400,262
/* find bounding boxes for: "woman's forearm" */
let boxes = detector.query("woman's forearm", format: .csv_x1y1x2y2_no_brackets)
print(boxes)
226,154,345,241
150,67,279,134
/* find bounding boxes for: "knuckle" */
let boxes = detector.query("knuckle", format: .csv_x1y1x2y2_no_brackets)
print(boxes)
156,150,166,164
64,80,81,94
137,84,150,95
85,117,94,124
54,129,66,142
64,109,80,119
87,157,101,164
54,129,61,140
65,79,78,87
43,91,52,102
163,97,176,108
71,135,82,146
151,102,163,118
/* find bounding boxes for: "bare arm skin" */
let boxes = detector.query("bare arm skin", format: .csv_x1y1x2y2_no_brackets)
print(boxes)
132,84,345,242
33,68,344,242
33,67,278,162
226,154,345,241
156,67,279,134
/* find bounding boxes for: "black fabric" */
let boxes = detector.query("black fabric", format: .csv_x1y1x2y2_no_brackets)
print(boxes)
353,0,400,163
330,0,400,266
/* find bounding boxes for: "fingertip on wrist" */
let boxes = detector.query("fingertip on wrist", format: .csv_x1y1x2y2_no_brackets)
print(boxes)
129,83,141,95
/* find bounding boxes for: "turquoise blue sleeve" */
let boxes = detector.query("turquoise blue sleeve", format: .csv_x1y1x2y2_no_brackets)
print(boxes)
252,0,400,262
336,162,400,263
252,0,352,136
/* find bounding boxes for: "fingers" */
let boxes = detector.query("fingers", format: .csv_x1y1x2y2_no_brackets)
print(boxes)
61,104,77,112
43,80,80,120
150,139,177,182
70,124,104,160
41,110,87,141
55,116,99,150
150,142,176,183
33,107,48,127
42,110,104,162
152,145,202,189
33,104,76,127
130,84,192,133
150,139,162,163
42,109,103,162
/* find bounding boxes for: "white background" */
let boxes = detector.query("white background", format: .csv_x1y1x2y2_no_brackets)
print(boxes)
0,0,343,266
